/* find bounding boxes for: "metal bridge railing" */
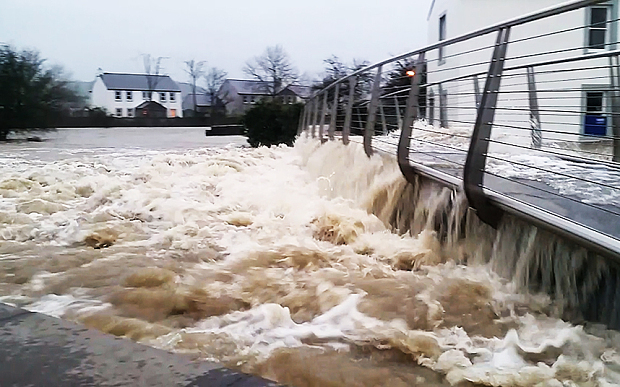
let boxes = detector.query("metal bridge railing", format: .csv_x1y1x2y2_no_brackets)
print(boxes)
301,0,620,264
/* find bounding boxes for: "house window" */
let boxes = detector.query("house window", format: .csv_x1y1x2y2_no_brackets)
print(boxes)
127,108,134,117
439,14,447,64
170,109,177,118
170,92,176,102
251,96,256,104
115,91,122,101
243,95,249,104
142,91,149,100
583,90,607,135
587,6,609,50
115,108,122,117
160,92,167,102
126,91,133,101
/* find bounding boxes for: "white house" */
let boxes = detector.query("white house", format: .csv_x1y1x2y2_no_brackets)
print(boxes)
426,0,618,144
90,73,183,118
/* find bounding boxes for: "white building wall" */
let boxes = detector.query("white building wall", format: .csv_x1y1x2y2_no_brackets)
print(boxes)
426,0,616,150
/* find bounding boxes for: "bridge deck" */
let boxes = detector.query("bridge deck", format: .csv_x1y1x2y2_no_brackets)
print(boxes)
404,148,620,250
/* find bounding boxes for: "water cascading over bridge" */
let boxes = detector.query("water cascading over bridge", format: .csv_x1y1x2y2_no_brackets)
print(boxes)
301,0,620,329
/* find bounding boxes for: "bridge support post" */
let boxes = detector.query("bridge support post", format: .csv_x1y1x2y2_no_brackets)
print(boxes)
394,95,403,130
342,76,357,145
428,89,435,126
609,55,620,162
298,103,308,136
526,66,542,149
398,53,425,181
311,97,319,138
379,101,388,135
438,84,448,128
464,27,511,228
473,74,481,109
364,65,383,156
328,83,340,141
319,92,328,142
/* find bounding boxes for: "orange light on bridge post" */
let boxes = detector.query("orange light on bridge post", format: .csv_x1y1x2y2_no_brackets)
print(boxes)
406,70,416,77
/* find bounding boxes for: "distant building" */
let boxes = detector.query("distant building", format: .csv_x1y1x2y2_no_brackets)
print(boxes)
217,79,311,116
278,84,312,104
217,79,271,116
182,93,214,117
90,73,183,118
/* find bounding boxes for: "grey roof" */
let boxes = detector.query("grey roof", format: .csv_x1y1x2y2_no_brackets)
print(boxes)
182,93,213,110
283,84,312,98
225,79,271,95
99,73,181,92
178,82,207,97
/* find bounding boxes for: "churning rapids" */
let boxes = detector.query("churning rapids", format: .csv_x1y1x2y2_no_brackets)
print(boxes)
1,128,619,386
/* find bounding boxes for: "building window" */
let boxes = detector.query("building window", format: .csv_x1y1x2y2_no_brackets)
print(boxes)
439,14,447,64
126,91,133,101
170,109,177,118
587,6,609,50
583,90,607,135
127,108,134,118
250,96,256,104
160,92,167,102
115,108,122,117
243,95,249,104
115,91,122,101
142,91,149,100
170,92,176,102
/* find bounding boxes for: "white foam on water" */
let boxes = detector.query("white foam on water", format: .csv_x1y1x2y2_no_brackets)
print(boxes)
1,130,619,385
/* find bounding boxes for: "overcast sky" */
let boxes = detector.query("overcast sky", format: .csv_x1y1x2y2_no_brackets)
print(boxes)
0,0,431,85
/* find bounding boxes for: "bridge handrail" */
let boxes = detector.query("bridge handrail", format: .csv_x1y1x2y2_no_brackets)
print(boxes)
308,0,608,99
301,0,620,264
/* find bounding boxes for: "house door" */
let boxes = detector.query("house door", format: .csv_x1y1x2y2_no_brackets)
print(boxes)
584,91,607,136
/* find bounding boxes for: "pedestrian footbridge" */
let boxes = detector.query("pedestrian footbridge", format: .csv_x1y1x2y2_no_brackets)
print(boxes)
301,0,620,329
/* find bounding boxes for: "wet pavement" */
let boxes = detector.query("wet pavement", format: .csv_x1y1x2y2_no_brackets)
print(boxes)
0,303,279,386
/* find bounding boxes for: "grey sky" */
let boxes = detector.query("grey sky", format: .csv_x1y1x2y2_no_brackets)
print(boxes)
0,0,431,84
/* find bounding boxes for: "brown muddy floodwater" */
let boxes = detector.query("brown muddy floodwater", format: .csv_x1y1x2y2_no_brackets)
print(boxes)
0,128,619,386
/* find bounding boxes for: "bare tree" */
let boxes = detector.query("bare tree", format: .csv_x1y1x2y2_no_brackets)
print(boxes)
143,54,167,101
203,67,227,114
184,59,206,115
243,45,298,97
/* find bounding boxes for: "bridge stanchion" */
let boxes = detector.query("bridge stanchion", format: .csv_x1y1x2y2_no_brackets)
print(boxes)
342,76,357,145
364,65,383,156
298,103,308,136
319,92,328,143
311,97,319,138
394,95,403,130
328,83,340,141
379,101,388,135
526,66,542,149
473,74,481,109
610,55,620,162
464,27,511,228
398,53,425,182
428,88,435,126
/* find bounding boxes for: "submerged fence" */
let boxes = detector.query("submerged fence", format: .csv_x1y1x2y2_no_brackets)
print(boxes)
301,0,620,266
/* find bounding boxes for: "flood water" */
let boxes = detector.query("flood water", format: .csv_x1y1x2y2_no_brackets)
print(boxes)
1,127,619,386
